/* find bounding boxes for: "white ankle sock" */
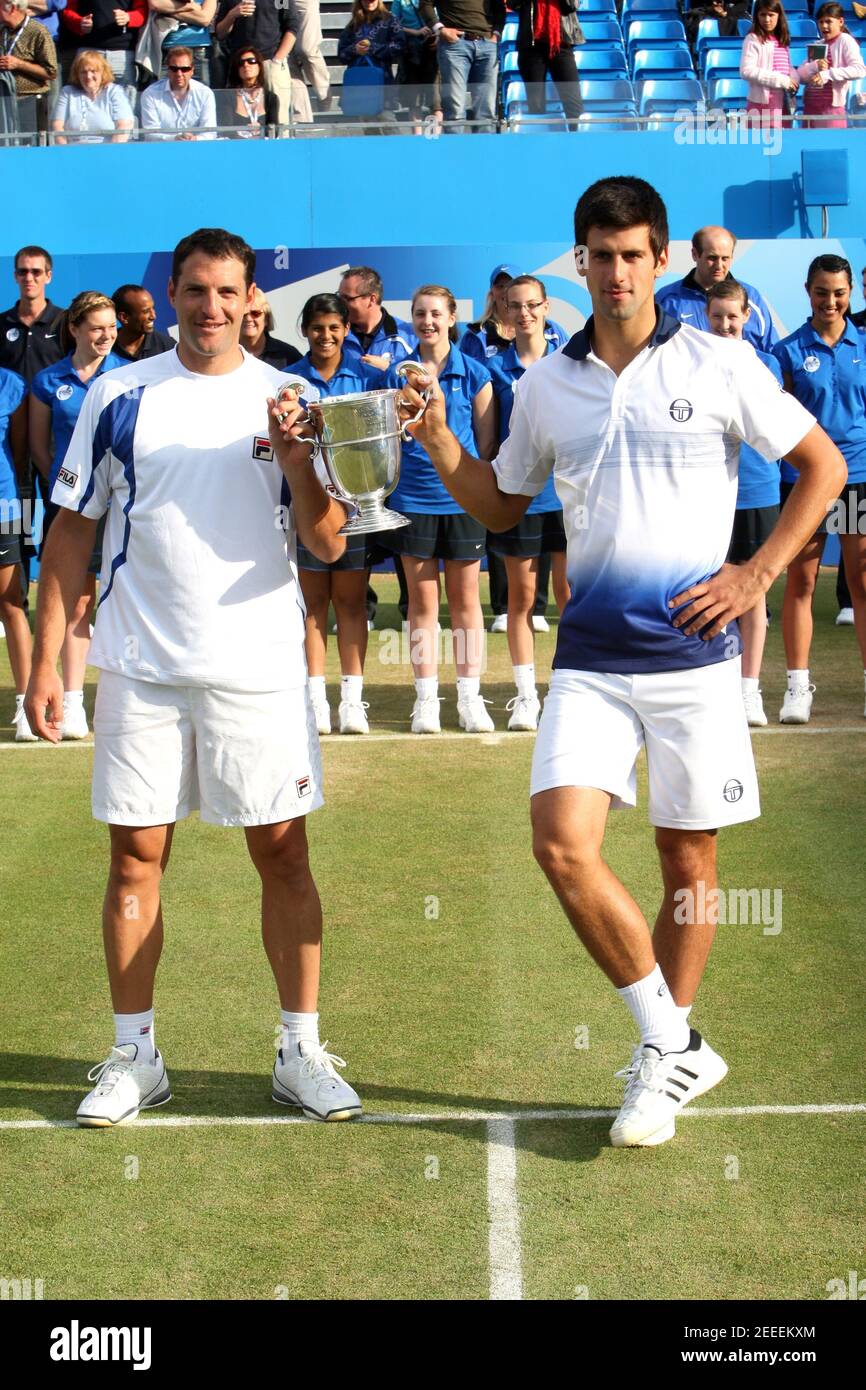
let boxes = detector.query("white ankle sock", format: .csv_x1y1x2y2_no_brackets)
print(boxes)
677,1004,692,1024
513,663,536,698
456,676,480,701
280,1010,320,1052
64,689,84,704
415,676,438,700
617,965,690,1053
787,668,809,691
741,676,759,695
309,676,326,703
340,674,363,703
114,1009,155,1063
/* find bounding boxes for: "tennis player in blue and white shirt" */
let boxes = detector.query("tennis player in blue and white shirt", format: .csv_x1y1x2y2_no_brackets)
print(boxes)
25,229,363,1130
399,177,845,1150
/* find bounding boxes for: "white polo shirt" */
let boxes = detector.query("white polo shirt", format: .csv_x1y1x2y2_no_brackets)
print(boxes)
492,314,815,675
51,348,320,692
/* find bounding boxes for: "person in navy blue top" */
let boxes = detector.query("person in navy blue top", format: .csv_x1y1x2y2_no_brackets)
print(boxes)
773,254,866,724
487,275,569,733
29,290,125,738
383,283,497,735
706,280,781,730
655,226,778,353
292,293,386,738
0,365,34,739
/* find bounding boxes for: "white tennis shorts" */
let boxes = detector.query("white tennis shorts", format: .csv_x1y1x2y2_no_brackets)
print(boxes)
530,659,759,830
92,672,324,828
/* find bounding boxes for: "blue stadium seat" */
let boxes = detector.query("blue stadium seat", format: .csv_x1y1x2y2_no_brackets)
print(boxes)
626,19,687,58
782,0,809,12
637,76,703,115
576,110,640,131
737,17,751,36
502,50,520,75
580,20,624,48
579,77,637,107
572,47,629,77
621,0,680,31
850,19,866,41
708,76,749,111
788,18,819,40
632,47,694,80
789,45,810,72
502,16,519,45
577,0,618,15
703,47,743,84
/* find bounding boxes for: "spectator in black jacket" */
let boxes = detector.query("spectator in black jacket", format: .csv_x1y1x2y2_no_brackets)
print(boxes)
510,0,583,120
216,0,309,124
217,43,279,135
112,285,175,361
240,289,301,368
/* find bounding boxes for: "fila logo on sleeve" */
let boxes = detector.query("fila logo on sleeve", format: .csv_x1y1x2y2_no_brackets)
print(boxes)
252,436,274,462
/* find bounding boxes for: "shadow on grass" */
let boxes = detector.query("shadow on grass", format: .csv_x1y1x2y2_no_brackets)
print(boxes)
0,1053,607,1161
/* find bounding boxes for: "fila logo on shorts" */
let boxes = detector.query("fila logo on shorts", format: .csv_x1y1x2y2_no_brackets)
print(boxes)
252,436,274,461
296,775,312,798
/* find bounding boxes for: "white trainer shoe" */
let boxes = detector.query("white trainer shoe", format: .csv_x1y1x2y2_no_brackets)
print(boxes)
76,1045,171,1128
609,1029,728,1148
312,697,332,735
410,695,441,734
836,607,855,626
742,689,768,727
60,696,89,740
338,699,369,734
457,695,495,733
531,615,550,633
779,683,815,724
489,613,508,633
506,693,541,731
272,1039,362,1121
13,697,37,742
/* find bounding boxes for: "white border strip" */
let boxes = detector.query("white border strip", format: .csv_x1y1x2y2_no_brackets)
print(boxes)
486,1118,523,1301
1,1102,864,1131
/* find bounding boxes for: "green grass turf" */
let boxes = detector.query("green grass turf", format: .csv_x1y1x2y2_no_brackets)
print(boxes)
0,572,864,1299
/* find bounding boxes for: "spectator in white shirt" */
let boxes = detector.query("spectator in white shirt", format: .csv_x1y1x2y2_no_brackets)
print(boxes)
51,48,134,142
140,42,216,136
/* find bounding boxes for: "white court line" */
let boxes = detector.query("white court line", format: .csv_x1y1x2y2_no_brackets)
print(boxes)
486,1118,523,1301
2,1102,864,1131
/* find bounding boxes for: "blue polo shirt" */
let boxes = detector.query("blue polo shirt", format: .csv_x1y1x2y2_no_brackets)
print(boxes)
773,320,866,485
31,353,126,489
385,346,491,514
489,344,560,515
461,318,568,363
0,367,27,515
291,352,386,398
656,272,778,352
342,312,416,368
736,348,782,509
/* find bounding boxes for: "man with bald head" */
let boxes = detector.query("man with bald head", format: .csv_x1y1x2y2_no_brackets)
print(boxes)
656,225,777,351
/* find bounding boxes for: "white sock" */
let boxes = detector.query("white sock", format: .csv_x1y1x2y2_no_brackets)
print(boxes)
415,676,438,700
677,1004,692,1024
787,668,809,691
741,676,759,696
513,663,536,698
15,692,25,706
309,675,326,704
114,1009,155,1064
64,689,84,704
280,1009,320,1053
340,674,363,704
617,965,690,1053
456,676,480,701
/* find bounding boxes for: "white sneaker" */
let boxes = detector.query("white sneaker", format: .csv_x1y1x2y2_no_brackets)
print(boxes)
742,689,768,727
779,683,815,724
338,699,369,734
489,613,508,633
836,607,855,626
312,697,332,735
609,1030,728,1148
76,1044,171,1127
272,1039,362,1121
531,615,550,633
506,693,541,731
13,698,37,742
457,694,495,733
60,697,89,740
410,695,441,734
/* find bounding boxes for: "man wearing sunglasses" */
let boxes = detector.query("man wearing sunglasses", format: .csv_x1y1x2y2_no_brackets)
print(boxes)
140,43,216,138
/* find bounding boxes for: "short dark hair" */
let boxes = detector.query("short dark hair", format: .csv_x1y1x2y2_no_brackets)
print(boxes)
706,279,749,312
171,228,256,288
749,0,791,51
341,266,383,302
112,283,147,314
806,253,852,289
573,177,668,264
227,45,267,87
14,244,52,272
301,292,349,333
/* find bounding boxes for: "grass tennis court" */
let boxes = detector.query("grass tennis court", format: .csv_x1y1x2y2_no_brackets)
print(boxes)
2,572,864,1301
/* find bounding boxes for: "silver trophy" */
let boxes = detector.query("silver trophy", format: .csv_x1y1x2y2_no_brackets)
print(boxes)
277,363,429,536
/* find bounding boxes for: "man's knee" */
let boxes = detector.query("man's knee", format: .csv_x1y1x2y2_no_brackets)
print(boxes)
531,817,602,886
247,822,311,885
655,828,716,884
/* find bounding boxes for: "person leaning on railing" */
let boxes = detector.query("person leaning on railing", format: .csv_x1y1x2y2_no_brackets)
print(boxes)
216,42,277,134
508,0,583,123
139,41,216,135
215,0,310,126
50,46,133,141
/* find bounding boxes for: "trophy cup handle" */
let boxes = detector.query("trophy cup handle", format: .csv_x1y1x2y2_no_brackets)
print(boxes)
395,361,432,442
275,383,322,461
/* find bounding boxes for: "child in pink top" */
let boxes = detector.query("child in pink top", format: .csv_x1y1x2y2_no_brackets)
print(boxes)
798,2,866,129
740,0,798,129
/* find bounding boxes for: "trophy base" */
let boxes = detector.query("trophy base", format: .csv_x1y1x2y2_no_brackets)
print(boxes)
339,504,410,536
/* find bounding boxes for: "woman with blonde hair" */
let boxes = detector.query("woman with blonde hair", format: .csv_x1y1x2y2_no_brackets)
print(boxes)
29,291,124,738
51,50,134,144
240,287,301,368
